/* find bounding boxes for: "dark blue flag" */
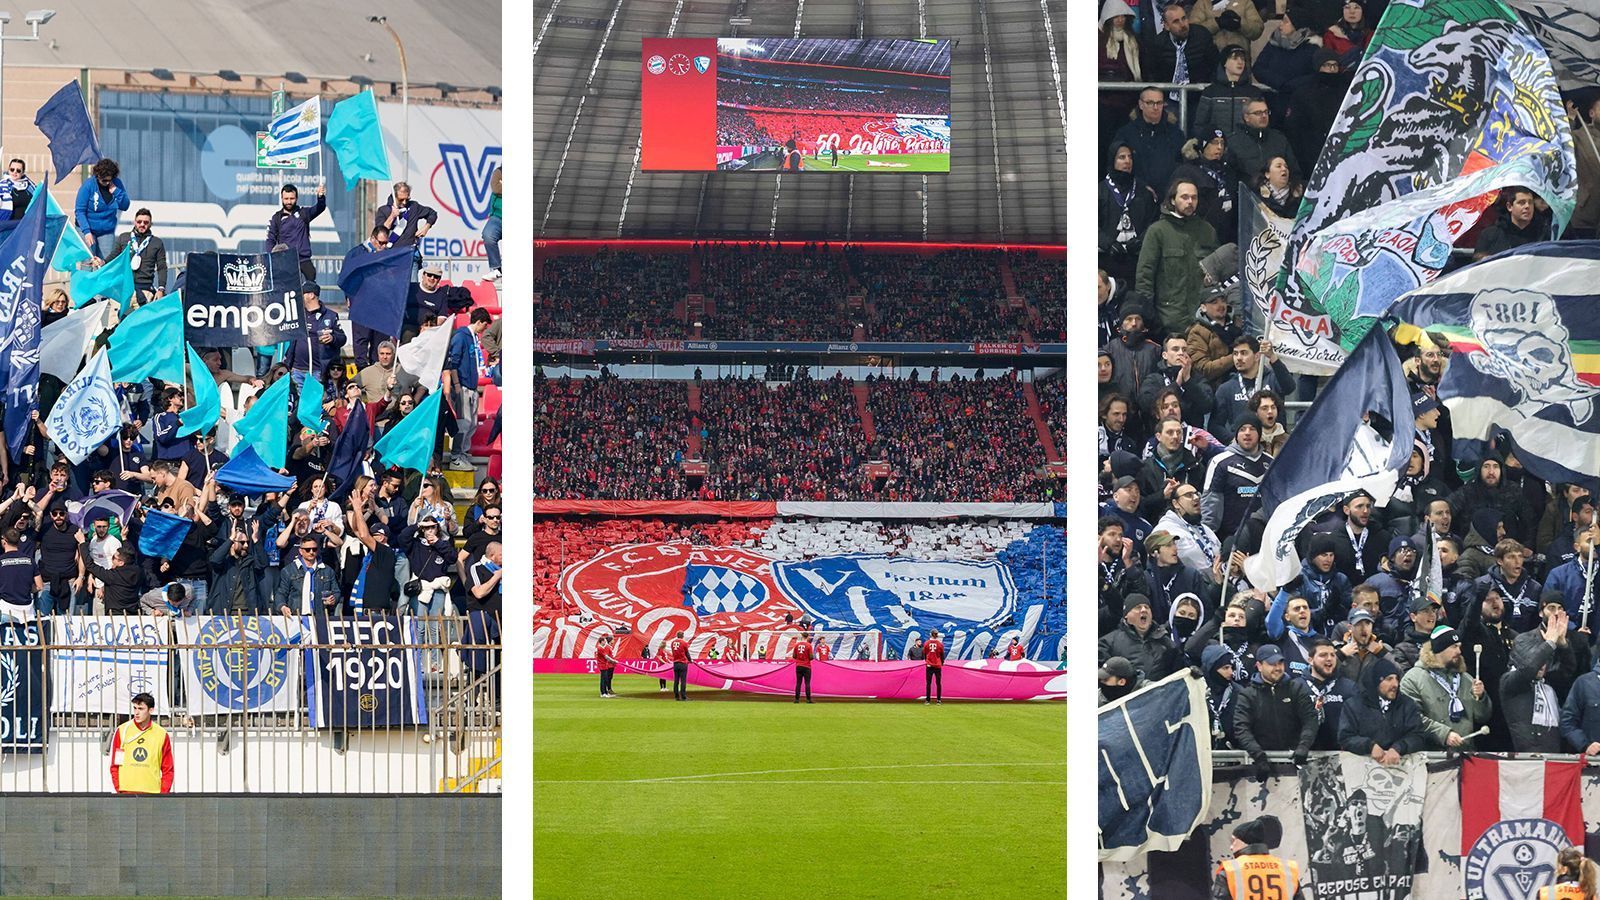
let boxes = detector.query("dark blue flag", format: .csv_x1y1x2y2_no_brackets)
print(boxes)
1098,671,1210,860
338,244,413,338
34,82,100,184
214,445,296,496
1258,328,1416,513
327,399,371,501
1390,240,1600,486
0,187,56,457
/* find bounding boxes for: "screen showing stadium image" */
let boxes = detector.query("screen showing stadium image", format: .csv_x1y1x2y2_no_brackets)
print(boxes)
640,37,952,173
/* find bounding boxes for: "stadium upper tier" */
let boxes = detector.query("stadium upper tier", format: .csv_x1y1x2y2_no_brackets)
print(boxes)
532,243,1062,343
530,371,1063,502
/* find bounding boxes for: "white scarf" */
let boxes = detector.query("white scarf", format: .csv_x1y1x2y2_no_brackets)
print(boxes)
1104,29,1142,81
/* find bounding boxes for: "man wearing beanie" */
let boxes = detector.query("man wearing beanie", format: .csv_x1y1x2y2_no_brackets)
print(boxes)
1338,656,1427,763
287,281,347,383
1202,413,1272,538
1103,293,1161,400
1097,593,1178,683
1399,625,1491,748
1212,814,1305,900
1282,531,1351,631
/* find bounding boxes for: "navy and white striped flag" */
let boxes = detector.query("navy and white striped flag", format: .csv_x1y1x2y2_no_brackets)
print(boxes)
265,97,321,159
1390,241,1600,487
1099,671,1211,861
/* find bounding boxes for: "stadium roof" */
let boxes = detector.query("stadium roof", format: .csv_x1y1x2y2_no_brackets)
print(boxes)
533,0,1068,243
1,1,499,89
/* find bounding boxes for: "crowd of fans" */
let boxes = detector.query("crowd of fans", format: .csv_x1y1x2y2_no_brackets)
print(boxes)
2,166,504,629
866,371,1057,502
698,243,851,340
848,249,1024,342
534,251,691,340
715,78,950,116
532,368,1058,501
1008,250,1067,342
699,372,872,500
530,370,691,500
1037,373,1066,455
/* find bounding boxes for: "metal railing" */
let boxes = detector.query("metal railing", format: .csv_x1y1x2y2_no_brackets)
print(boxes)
1210,749,1597,765
1099,81,1213,134
0,613,501,794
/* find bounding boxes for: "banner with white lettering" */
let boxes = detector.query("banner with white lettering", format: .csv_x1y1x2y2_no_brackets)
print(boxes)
0,620,47,752
1299,753,1426,898
176,615,304,715
304,615,427,728
50,616,171,714
182,250,306,347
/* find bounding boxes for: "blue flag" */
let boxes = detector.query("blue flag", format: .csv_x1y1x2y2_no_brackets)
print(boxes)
34,82,100,184
50,213,91,273
1258,328,1416,512
338,244,412,338
0,184,55,456
234,374,293,469
325,89,392,183
44,350,119,465
178,343,220,438
215,445,296,496
138,508,193,560
373,388,441,473
296,372,327,434
68,239,136,310
1390,241,1600,486
107,290,184,383
327,395,371,500
1099,672,1211,861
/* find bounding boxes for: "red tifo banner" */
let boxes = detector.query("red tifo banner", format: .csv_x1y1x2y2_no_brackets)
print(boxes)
1459,756,1584,855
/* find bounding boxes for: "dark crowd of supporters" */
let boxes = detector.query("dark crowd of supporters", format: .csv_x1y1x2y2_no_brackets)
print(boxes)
715,79,949,116
5,167,503,630
531,367,1060,502
532,244,1059,344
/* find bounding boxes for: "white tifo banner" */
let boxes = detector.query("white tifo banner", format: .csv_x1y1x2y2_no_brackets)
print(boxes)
50,617,172,714
175,616,305,715
377,102,501,280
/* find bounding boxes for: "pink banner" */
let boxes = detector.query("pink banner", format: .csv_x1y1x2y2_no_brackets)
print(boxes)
576,659,1069,701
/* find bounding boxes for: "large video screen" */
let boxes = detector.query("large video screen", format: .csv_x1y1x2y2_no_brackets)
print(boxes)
641,37,952,173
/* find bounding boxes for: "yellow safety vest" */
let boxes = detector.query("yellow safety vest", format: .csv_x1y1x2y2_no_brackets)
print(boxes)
1538,884,1586,900
1217,853,1300,900
114,720,168,794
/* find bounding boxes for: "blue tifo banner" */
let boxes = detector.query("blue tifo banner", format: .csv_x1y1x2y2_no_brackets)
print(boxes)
304,616,428,729
0,620,49,752
182,250,307,347
1098,671,1211,862
175,616,303,715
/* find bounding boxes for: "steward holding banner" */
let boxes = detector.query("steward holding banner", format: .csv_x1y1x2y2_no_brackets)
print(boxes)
304,615,428,728
182,250,306,347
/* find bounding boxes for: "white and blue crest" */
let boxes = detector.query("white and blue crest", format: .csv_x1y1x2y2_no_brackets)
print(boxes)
1463,817,1565,900
684,564,769,614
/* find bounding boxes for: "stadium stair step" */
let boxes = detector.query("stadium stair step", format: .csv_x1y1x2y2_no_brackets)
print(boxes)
998,252,1020,302
1022,383,1060,462
686,384,703,457
439,739,502,793
852,383,876,443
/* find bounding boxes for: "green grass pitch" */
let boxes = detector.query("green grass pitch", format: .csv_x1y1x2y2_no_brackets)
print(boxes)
800,152,950,173
532,674,1065,898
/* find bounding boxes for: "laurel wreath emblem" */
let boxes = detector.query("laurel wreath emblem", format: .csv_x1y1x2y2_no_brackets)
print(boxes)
0,653,18,707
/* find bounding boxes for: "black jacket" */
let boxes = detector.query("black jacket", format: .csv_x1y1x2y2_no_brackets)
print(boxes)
1338,658,1428,756
1501,631,1574,753
81,549,147,614
1307,671,1360,751
1142,26,1219,92
1230,673,1319,755
1097,620,1178,683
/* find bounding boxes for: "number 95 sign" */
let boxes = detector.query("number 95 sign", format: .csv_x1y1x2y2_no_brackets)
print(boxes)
305,616,429,728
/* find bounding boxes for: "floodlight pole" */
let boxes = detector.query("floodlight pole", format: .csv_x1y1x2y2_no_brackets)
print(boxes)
0,14,52,151
372,15,410,178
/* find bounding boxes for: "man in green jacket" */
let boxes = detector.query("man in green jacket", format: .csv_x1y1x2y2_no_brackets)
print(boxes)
1398,626,1492,749
1135,179,1219,338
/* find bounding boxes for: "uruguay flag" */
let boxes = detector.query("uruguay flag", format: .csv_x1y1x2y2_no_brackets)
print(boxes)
265,96,321,160
1389,241,1600,487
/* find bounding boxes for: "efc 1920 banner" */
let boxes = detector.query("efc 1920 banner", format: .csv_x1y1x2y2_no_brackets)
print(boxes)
182,250,306,347
176,616,304,715
50,616,170,714
304,616,428,728
1,620,47,752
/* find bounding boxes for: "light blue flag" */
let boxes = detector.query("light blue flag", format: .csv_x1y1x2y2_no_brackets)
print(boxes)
68,240,136,310
326,89,392,183
296,372,326,434
107,290,183,383
177,343,220,438
233,374,293,469
44,349,119,464
51,215,91,273
373,388,441,473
